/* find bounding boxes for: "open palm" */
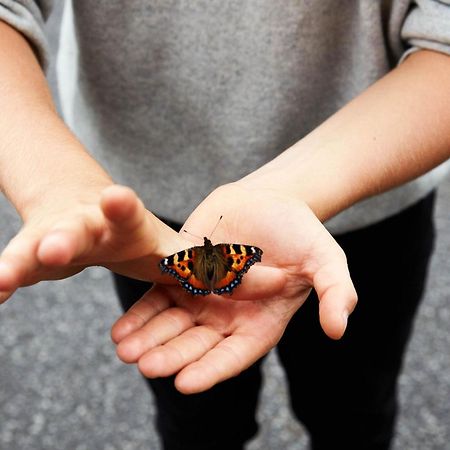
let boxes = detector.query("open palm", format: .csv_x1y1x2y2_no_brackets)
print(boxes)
112,183,357,394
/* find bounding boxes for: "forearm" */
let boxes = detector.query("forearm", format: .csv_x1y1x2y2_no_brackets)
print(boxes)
0,21,113,220
241,50,450,221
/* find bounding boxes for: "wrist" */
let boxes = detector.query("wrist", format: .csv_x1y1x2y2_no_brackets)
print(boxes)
2,139,116,226
241,50,450,222
238,139,358,222
0,109,114,221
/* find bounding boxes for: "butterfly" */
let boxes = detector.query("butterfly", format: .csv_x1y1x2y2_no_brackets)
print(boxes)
159,237,263,296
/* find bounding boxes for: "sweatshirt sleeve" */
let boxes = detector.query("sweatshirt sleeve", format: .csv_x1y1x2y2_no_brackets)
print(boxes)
0,0,53,69
401,0,450,59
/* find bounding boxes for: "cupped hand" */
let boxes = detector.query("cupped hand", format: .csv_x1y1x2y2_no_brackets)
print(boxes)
0,184,187,303
112,182,357,394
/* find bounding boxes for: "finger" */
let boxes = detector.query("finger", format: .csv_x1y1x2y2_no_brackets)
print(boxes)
224,265,286,300
155,265,286,301
0,232,40,292
100,185,147,236
138,326,223,378
174,333,272,394
320,285,357,339
36,199,104,266
0,259,23,293
111,287,171,343
100,185,177,263
314,254,358,340
116,306,195,363
37,225,89,266
0,290,14,304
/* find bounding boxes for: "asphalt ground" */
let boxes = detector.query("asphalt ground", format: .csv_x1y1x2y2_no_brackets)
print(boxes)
0,4,449,449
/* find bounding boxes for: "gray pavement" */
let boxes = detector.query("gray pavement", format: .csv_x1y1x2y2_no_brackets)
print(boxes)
0,4,449,449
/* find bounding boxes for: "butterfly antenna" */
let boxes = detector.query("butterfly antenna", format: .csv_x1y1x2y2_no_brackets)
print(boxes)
209,215,223,239
182,229,202,240
182,216,223,241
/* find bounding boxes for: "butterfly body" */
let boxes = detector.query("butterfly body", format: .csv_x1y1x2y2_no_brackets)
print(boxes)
159,237,263,296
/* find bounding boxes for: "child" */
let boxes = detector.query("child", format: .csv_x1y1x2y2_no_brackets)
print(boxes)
0,1,449,448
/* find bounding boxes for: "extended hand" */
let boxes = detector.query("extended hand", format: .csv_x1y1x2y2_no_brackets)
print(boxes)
112,183,357,394
0,185,187,302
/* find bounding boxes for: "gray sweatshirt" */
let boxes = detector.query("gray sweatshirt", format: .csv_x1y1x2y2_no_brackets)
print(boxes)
1,0,450,233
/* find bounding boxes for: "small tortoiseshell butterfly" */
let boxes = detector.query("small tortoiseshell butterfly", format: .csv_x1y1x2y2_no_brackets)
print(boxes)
159,231,263,296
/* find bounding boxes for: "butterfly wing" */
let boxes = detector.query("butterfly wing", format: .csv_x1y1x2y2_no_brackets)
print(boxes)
159,247,212,295
212,244,263,295
159,242,263,296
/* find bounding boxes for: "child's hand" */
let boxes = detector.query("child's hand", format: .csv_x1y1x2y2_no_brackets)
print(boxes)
0,184,187,303
111,183,357,394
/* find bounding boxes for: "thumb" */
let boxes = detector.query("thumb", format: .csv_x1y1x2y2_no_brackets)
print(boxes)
313,253,358,339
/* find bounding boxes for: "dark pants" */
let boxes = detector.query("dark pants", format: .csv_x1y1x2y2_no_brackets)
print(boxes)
113,192,436,450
